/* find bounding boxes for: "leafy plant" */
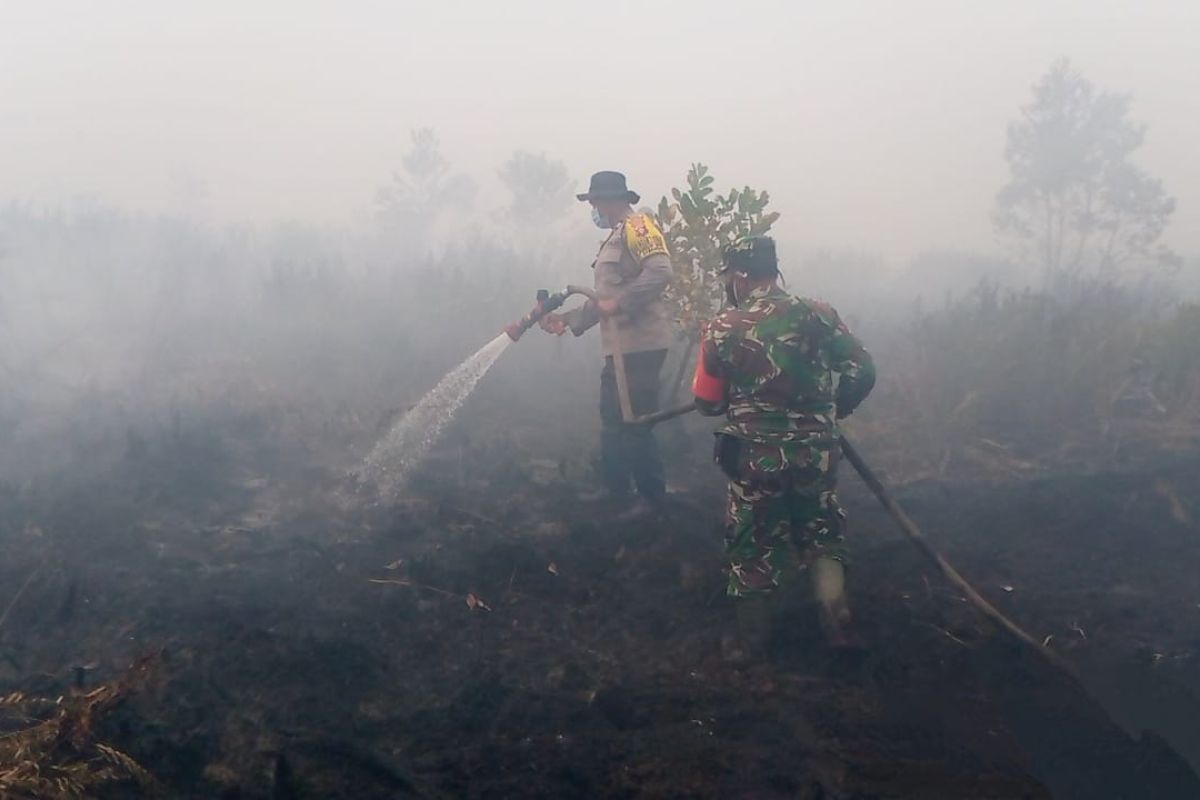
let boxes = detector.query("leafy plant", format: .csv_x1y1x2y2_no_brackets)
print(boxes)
656,164,780,334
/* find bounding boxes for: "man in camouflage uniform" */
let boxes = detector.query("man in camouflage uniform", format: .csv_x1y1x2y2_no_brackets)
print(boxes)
693,236,875,655
540,171,673,520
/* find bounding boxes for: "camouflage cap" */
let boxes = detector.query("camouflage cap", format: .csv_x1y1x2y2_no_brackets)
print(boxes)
721,235,778,277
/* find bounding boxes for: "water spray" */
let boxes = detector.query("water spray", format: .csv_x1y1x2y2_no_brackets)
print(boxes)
362,286,659,496
361,286,631,496
359,333,513,496
505,285,636,422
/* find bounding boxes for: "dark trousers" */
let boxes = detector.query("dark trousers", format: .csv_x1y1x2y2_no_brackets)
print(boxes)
599,348,667,500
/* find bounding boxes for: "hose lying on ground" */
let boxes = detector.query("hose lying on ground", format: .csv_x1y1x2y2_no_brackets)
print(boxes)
635,401,1079,680
836,434,1078,679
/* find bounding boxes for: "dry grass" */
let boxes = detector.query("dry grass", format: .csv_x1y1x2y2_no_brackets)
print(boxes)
859,282,1200,482
0,654,161,799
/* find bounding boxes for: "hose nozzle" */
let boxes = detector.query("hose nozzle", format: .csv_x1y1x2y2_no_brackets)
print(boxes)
504,321,527,342
504,288,564,342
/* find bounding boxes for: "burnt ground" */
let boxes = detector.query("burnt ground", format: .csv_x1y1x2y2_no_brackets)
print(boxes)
2,405,1200,799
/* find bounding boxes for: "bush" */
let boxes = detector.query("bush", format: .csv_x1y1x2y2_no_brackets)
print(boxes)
864,277,1198,479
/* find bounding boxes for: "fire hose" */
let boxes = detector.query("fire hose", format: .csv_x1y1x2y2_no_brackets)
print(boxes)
634,401,1078,678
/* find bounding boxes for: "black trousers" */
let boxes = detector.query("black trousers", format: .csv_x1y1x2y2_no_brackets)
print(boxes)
599,348,667,500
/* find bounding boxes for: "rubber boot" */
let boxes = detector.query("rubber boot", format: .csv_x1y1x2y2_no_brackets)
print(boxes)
812,557,857,649
734,593,774,662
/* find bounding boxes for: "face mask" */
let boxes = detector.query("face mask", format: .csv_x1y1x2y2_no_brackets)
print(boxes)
591,207,610,229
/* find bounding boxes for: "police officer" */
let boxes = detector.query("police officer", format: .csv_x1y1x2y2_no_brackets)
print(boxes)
692,236,875,657
541,171,673,520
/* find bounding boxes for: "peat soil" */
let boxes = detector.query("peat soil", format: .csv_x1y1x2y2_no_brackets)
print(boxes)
2,411,1200,799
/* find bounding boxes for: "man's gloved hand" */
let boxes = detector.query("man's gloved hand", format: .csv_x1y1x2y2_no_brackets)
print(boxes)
539,312,568,336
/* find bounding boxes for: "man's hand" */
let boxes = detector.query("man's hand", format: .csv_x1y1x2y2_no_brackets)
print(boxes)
597,297,620,317
539,312,568,336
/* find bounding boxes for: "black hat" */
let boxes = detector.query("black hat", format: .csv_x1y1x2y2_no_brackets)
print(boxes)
721,236,779,277
576,171,641,204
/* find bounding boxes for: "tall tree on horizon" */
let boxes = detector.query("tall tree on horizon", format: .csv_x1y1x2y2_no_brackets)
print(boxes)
498,150,575,225
994,60,1177,286
375,128,476,258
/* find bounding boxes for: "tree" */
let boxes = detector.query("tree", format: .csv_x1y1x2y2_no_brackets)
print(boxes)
376,129,476,255
994,60,1176,286
656,163,779,334
655,164,779,400
498,150,575,224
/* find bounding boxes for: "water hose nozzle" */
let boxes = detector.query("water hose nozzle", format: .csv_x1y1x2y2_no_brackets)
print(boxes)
505,288,565,342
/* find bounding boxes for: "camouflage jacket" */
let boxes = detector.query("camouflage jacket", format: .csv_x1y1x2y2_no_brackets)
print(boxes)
700,285,875,446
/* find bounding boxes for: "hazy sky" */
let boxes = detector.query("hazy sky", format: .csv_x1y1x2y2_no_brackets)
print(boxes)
3,1,1198,262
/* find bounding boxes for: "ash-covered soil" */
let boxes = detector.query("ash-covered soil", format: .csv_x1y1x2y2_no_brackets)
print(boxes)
2,408,1199,799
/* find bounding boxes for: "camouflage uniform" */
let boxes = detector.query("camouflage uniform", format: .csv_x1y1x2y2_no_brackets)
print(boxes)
701,285,875,596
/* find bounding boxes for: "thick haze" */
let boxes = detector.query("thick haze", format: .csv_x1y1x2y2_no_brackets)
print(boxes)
3,0,1198,260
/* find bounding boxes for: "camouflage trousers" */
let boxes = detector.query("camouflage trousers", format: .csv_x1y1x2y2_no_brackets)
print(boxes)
716,435,848,596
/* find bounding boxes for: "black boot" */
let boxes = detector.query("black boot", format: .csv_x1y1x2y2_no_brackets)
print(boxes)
723,594,774,664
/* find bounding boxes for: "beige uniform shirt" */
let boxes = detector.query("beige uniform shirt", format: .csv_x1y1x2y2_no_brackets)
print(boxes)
568,213,673,357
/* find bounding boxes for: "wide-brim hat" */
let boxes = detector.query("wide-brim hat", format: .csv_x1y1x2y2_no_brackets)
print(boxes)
576,170,640,204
